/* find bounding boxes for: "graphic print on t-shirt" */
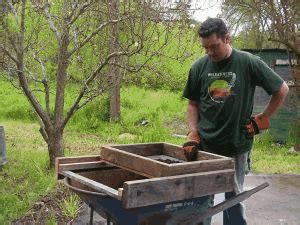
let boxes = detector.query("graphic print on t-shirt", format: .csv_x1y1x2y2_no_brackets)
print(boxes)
208,72,236,103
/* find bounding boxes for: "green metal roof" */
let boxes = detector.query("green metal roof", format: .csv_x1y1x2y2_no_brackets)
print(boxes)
241,48,289,66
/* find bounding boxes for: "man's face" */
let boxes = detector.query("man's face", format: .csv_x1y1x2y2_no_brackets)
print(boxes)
200,33,230,62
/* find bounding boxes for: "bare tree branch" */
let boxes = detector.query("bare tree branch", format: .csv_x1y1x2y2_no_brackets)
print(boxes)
33,53,51,114
7,0,20,27
68,2,92,26
268,38,298,53
3,25,19,53
68,17,130,56
77,88,105,110
0,44,19,64
42,3,60,40
16,0,52,129
62,50,129,128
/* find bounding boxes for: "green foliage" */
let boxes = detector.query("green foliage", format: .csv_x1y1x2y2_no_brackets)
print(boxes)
252,131,300,174
59,194,81,220
0,121,55,224
45,214,57,225
124,26,203,91
69,94,110,131
67,86,187,144
2,1,203,127
0,80,36,121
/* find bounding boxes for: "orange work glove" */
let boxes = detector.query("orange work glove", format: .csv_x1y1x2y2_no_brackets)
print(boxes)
245,112,270,138
182,131,200,161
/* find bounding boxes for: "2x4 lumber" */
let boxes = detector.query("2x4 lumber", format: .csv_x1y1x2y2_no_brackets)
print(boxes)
162,142,186,160
197,151,231,160
122,169,235,209
101,146,166,177
55,155,102,180
61,171,121,200
164,158,235,176
104,143,163,156
162,142,230,161
100,159,155,178
57,161,113,173
56,155,101,165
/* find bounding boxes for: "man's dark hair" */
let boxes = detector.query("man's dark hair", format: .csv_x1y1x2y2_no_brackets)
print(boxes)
198,18,228,39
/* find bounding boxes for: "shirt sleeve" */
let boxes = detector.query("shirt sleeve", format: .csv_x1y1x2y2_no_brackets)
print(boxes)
250,56,284,95
183,68,201,101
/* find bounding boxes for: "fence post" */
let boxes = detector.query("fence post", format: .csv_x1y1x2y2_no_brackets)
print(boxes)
0,126,7,169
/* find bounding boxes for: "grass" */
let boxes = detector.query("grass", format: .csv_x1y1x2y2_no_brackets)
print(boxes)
0,81,299,224
67,86,187,146
60,194,81,219
0,121,55,224
251,132,299,174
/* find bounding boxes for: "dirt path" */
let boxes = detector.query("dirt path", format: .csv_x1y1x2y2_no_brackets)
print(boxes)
244,174,300,225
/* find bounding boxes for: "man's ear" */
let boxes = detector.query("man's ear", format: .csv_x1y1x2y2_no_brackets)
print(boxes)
224,33,230,44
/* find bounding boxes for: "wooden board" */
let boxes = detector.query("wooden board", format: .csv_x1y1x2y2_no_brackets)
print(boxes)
122,169,235,209
100,145,167,177
100,142,234,177
56,155,102,179
162,142,221,161
107,143,163,156
147,155,186,163
62,171,121,200
77,168,145,190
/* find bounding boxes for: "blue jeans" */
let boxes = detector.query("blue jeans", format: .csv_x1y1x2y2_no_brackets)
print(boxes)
201,151,248,225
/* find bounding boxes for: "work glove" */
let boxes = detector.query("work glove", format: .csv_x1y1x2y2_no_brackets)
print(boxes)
182,131,200,161
245,112,270,138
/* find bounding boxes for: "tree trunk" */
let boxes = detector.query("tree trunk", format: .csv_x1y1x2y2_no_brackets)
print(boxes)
108,0,121,122
293,30,300,151
292,62,300,151
109,65,121,122
47,128,64,167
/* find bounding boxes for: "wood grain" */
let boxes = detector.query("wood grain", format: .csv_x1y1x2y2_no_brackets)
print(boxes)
101,145,166,177
101,143,234,177
55,155,101,179
122,169,235,209
61,171,121,200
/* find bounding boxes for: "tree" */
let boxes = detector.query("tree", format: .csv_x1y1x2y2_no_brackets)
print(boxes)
0,0,196,167
221,0,300,150
107,0,121,122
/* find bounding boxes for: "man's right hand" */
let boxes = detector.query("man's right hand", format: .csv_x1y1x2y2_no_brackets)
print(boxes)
182,131,200,161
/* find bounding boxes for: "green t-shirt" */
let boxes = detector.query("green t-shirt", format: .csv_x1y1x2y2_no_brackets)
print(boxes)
183,49,283,156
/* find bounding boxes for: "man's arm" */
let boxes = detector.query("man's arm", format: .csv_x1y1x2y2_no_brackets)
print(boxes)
263,81,289,118
187,100,199,134
182,100,200,161
246,82,289,137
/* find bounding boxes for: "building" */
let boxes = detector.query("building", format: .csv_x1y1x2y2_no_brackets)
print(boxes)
242,48,298,143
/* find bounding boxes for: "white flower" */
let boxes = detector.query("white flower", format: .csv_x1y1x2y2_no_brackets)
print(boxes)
134,42,139,47
190,24,196,28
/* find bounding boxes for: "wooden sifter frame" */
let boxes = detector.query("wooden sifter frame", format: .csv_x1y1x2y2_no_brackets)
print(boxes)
100,142,235,178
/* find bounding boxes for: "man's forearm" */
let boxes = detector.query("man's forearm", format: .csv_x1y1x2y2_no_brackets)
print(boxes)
187,100,199,132
263,82,289,118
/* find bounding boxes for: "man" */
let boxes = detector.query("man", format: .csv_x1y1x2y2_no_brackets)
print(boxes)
182,18,289,225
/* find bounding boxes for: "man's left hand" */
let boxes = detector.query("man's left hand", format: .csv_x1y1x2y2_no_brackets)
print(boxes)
245,112,270,138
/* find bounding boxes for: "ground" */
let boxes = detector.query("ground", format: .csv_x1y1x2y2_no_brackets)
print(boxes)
11,185,83,224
